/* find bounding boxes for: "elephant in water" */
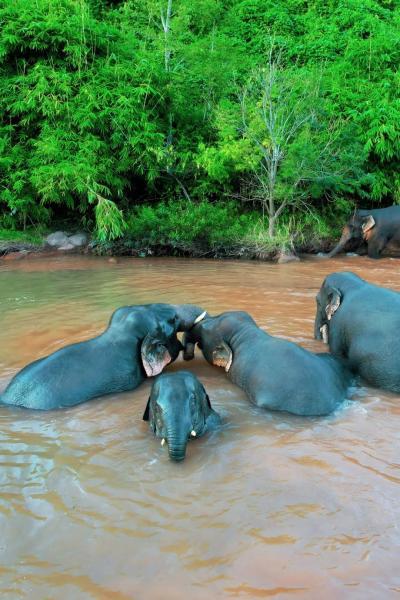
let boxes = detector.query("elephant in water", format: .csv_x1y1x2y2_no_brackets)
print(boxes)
0,304,207,410
315,271,400,392
143,371,221,462
183,311,351,416
327,206,400,259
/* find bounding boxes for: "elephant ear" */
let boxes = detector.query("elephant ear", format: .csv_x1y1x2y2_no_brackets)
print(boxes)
212,341,233,372
199,383,212,409
141,334,172,377
142,397,151,421
325,286,342,321
361,215,375,236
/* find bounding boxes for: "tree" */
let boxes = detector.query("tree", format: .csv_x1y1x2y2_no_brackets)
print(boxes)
238,48,356,237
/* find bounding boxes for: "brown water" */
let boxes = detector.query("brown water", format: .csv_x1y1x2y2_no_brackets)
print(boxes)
0,255,399,600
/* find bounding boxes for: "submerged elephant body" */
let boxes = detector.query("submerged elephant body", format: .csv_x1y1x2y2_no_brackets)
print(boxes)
184,312,351,416
0,304,205,410
315,271,400,392
144,371,221,461
328,206,400,259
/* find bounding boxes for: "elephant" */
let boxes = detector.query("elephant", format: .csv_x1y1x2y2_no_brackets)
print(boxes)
0,304,207,410
315,271,400,392
143,370,221,462
183,311,351,416
327,206,400,259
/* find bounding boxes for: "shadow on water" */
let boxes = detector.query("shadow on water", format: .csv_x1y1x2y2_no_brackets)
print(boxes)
0,254,399,599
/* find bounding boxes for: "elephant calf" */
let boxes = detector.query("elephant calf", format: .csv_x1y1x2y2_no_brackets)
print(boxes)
315,271,400,392
143,371,221,461
0,304,206,410
184,311,351,416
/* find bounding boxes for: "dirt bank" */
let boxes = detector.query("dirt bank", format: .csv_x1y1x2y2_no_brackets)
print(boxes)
0,235,335,263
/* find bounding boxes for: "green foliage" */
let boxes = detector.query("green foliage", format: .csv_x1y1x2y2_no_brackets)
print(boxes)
0,0,399,240
96,199,339,256
126,200,255,247
95,197,127,241
0,227,46,245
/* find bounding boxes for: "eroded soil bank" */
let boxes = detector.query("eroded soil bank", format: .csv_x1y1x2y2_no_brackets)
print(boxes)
0,234,335,263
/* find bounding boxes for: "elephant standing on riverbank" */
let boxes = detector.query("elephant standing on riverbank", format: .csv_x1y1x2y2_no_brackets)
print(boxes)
315,271,400,392
143,371,221,461
0,304,206,410
183,311,351,416
327,206,400,259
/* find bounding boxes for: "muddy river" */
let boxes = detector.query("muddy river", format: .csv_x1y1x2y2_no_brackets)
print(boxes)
0,255,399,599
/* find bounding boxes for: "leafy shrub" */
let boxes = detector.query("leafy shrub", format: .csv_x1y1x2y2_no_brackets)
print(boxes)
126,201,256,248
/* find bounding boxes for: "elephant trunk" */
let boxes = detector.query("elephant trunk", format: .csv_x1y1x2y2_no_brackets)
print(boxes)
182,328,198,360
172,304,207,331
167,431,188,462
326,227,351,258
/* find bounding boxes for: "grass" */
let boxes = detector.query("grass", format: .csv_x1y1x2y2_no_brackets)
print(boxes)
0,227,46,246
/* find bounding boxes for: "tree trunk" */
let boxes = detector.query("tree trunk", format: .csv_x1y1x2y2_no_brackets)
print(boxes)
268,214,276,238
161,0,173,72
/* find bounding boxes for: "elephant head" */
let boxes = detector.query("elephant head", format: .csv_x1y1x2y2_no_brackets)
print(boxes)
111,304,207,378
183,311,256,370
314,280,342,343
143,371,220,462
327,211,376,257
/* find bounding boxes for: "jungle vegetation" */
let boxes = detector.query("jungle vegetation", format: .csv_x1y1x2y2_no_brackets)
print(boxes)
0,0,399,251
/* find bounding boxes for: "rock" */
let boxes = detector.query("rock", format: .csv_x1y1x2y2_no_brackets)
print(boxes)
57,242,75,251
46,231,69,247
277,251,300,264
345,252,359,257
45,231,88,251
68,233,88,247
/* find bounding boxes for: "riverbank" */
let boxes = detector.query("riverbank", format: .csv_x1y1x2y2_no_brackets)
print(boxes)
0,201,339,262
0,230,335,263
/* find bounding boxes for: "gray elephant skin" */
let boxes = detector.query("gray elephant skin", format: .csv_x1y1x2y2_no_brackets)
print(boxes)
184,311,351,416
143,371,221,461
315,271,400,392
0,304,206,410
328,206,400,259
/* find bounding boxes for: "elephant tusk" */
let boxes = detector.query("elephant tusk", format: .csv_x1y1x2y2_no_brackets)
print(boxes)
194,311,207,324
225,354,233,372
320,324,329,344
191,430,197,437
161,438,166,446
325,304,332,321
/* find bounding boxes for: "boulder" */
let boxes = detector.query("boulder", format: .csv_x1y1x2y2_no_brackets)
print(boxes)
57,242,75,251
46,231,69,247
68,233,88,247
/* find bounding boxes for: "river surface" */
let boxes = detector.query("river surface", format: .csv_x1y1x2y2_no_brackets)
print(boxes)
0,255,399,599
